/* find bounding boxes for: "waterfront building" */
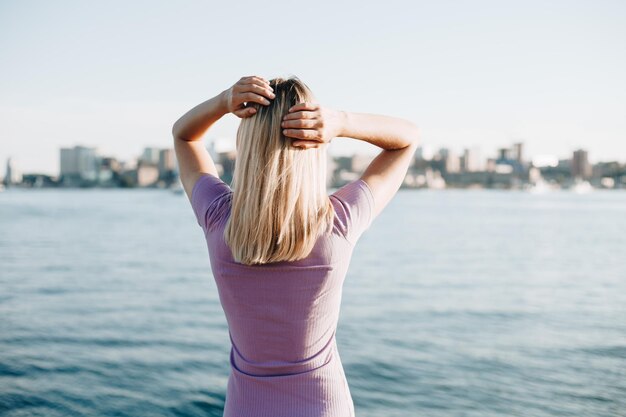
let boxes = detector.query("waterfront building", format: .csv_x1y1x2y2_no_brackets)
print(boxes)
59,146,98,186
140,147,160,164
439,148,460,173
462,147,483,172
572,149,592,179
513,142,524,163
158,148,177,184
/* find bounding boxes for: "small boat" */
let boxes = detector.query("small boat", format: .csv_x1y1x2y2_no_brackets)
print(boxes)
571,179,593,194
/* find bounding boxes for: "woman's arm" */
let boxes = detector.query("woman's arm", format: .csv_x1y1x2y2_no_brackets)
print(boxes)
338,111,419,150
282,103,420,219
171,76,274,201
281,104,418,150
172,93,229,143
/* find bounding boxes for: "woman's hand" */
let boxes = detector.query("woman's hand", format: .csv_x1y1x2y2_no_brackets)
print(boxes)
222,75,275,118
281,103,345,149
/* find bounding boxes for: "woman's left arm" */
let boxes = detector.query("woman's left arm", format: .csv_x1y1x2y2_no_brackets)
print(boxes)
172,75,275,201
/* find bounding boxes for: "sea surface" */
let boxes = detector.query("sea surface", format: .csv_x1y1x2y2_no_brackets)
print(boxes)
1,187,625,417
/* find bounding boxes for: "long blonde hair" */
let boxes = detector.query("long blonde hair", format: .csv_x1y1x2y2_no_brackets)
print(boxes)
224,77,334,265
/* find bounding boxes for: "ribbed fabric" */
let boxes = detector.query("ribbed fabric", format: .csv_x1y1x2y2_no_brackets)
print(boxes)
191,173,374,417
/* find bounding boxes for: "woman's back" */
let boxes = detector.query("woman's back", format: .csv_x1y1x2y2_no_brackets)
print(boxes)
173,74,419,417
191,173,374,416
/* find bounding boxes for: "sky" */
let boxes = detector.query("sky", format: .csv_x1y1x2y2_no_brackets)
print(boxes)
1,0,625,175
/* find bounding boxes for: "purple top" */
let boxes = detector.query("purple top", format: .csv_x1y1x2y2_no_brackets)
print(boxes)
191,173,374,417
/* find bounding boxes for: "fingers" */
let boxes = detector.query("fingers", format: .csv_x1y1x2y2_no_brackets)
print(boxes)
236,91,271,106
236,80,275,100
282,129,322,141
288,102,319,113
233,106,257,118
282,102,326,145
229,76,274,112
291,140,323,150
281,118,320,129
240,75,270,87
282,110,317,121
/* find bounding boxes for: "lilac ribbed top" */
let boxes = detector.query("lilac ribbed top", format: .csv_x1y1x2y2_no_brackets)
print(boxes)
191,173,375,417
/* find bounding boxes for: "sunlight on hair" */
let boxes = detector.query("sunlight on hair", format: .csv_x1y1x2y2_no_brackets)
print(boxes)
224,77,334,265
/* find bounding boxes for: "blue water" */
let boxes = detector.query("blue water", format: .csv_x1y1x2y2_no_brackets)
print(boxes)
1,188,625,417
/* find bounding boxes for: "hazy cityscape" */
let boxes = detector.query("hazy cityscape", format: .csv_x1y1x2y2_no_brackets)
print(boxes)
2,140,625,192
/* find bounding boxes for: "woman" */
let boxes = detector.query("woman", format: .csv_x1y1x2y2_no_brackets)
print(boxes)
172,75,419,417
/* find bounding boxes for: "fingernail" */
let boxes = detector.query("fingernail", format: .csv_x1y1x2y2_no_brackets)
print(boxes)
264,99,270,104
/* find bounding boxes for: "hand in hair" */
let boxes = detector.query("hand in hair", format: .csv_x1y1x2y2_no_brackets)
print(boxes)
281,102,344,149
223,75,276,118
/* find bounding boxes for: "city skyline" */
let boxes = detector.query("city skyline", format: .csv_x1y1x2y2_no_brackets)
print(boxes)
0,139,611,178
5,139,624,191
2,135,625,179
1,1,625,175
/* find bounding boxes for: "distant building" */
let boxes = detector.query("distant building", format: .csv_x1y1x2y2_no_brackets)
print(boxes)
512,142,524,163
498,147,512,161
217,150,237,184
158,148,177,185
462,147,482,172
572,149,592,179
97,156,121,186
140,147,160,164
439,148,460,173
593,161,622,179
59,146,98,186
4,157,22,186
540,158,572,184
414,145,434,161
495,143,526,175
413,146,433,171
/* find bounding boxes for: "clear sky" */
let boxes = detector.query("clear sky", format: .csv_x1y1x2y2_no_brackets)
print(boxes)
1,0,624,175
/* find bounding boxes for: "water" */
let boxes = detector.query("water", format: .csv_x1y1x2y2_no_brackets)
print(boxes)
1,188,625,417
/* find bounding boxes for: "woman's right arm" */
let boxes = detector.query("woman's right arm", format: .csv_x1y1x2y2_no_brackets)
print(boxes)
282,104,420,220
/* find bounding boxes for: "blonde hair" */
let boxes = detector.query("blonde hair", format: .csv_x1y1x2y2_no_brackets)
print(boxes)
224,77,334,265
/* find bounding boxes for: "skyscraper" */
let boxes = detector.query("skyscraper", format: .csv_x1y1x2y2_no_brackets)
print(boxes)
571,149,592,179
158,149,176,174
59,146,98,184
462,147,483,172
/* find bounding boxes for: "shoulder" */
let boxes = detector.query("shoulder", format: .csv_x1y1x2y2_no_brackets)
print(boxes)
191,173,232,231
329,179,375,245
